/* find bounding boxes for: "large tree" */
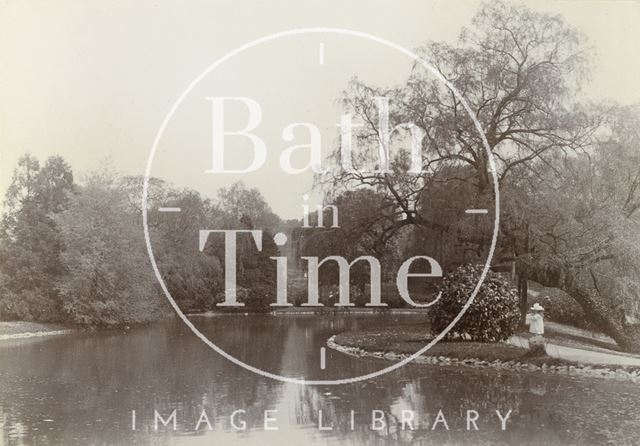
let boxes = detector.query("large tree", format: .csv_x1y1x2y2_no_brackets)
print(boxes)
322,1,639,350
0,155,74,321
54,170,168,325
511,105,640,351
327,1,596,256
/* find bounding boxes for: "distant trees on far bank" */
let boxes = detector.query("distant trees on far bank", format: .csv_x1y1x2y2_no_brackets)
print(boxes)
0,154,438,327
0,155,281,325
0,155,74,321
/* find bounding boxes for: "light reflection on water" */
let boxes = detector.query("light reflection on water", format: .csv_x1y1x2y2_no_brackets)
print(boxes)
0,314,639,445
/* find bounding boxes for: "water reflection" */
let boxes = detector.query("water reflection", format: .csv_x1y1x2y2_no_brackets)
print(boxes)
0,315,639,445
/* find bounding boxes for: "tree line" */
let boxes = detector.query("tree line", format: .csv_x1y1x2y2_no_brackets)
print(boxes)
0,157,283,325
0,155,437,327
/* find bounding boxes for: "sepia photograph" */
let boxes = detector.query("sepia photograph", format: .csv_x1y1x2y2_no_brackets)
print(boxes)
1,1,639,445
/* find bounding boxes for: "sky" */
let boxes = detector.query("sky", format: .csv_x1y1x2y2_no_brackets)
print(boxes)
1,0,639,219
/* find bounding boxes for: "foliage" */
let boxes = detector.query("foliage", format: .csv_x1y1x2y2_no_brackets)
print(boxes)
0,155,74,321
212,287,270,312
311,0,640,351
217,182,281,231
323,0,592,247
246,284,275,312
146,184,224,312
430,264,520,342
505,104,640,350
0,156,282,324
314,0,603,321
54,171,168,325
297,189,403,302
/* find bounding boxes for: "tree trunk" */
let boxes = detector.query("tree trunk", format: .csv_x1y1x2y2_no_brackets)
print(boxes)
517,270,529,328
531,266,640,354
564,278,640,354
517,224,530,328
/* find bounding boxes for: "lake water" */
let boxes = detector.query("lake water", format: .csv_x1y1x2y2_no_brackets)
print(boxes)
1,314,639,445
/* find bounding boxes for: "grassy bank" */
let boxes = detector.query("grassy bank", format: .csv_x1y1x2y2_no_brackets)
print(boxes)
330,324,640,381
331,324,571,366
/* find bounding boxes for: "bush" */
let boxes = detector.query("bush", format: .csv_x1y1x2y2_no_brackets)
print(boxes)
363,282,413,308
379,283,406,308
213,286,274,312
430,264,520,342
245,284,274,312
214,287,249,307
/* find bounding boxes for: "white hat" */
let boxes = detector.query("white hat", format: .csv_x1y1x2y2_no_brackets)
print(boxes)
531,303,544,311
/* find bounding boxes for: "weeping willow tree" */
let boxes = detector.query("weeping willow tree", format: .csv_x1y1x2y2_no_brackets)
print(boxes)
318,1,640,350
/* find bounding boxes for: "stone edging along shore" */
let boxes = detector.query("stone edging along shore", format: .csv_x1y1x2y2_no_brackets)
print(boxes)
326,335,640,383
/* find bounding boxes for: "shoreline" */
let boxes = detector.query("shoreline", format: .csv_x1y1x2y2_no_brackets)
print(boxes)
186,308,427,316
5,315,639,384
0,310,422,339
327,333,640,383
270,308,425,315
0,321,76,341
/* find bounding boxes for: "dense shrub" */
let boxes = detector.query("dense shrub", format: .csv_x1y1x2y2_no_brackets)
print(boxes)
379,283,406,308
430,264,520,342
213,287,249,306
212,286,272,312
245,284,275,312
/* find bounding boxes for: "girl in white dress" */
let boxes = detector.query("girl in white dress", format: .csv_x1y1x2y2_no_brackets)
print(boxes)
528,303,545,346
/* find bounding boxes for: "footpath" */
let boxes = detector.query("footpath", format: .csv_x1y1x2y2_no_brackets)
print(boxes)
507,321,640,366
